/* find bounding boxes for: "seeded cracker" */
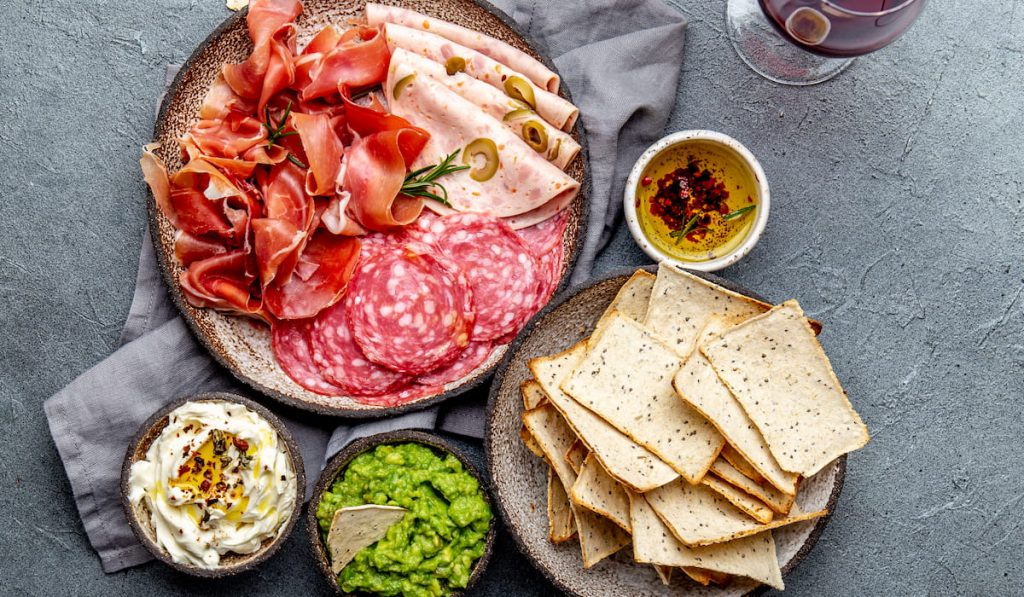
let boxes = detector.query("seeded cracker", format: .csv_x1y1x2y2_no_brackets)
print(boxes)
520,379,548,410
548,468,576,543
710,458,795,515
598,269,656,323
643,264,770,356
629,492,784,590
674,352,798,495
654,564,674,585
519,424,545,458
570,454,631,532
560,313,724,483
701,475,774,524
701,300,870,477
327,505,407,574
565,439,588,475
522,404,630,567
529,343,678,493
645,479,826,547
721,443,764,484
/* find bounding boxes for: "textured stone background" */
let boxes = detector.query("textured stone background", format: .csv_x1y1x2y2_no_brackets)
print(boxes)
1,0,1022,595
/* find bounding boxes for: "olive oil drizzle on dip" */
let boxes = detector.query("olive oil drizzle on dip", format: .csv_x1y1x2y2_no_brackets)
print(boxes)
128,401,297,569
636,143,758,263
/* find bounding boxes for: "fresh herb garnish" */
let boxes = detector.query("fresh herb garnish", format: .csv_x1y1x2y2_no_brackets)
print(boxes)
723,205,756,221
263,101,298,147
399,150,470,207
263,101,307,168
669,214,701,245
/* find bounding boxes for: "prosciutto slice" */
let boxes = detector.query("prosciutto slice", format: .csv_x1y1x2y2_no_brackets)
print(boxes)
290,111,344,196
344,126,430,232
386,58,579,224
179,251,266,321
382,23,578,131
222,0,302,113
262,229,360,319
366,3,559,93
298,26,391,101
389,49,579,170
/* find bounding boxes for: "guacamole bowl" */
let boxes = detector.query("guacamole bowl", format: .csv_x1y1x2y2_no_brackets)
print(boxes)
308,430,496,596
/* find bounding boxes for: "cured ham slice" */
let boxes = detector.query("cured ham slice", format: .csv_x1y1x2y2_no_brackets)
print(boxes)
298,26,391,101
179,251,265,320
290,111,343,196
344,128,428,231
346,242,474,375
272,320,349,396
262,229,360,320
386,58,579,223
366,3,559,93
389,49,579,170
200,74,257,121
222,0,302,113
382,23,578,131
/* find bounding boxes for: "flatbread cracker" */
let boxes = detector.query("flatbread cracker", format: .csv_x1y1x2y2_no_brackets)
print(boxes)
701,300,869,477
630,492,784,590
654,565,674,585
520,425,544,458
561,314,724,483
710,458,795,515
521,379,548,410
565,439,588,475
643,264,770,356
548,468,577,543
701,475,774,524
680,567,709,586
327,505,407,574
529,344,678,493
599,269,656,324
721,444,764,484
646,479,826,547
570,454,631,532
674,352,798,494
522,404,630,567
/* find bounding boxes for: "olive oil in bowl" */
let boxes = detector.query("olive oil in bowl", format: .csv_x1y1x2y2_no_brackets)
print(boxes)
634,139,761,264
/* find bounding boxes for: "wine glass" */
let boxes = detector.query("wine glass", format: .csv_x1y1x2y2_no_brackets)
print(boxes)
726,0,927,86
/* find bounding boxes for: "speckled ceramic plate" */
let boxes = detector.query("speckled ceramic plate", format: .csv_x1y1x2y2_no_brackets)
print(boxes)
149,0,589,418
120,392,305,577
307,430,496,595
486,266,846,596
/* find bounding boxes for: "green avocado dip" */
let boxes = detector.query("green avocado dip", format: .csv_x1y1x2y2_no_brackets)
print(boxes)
317,443,492,597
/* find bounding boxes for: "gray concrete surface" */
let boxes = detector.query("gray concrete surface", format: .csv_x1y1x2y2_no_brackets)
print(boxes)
1,0,1022,594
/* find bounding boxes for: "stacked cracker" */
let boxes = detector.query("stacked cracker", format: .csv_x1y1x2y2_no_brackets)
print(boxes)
519,264,869,590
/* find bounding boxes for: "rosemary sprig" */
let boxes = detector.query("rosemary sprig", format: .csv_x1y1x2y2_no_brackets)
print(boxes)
669,214,701,245
723,205,756,221
286,154,308,169
399,150,470,207
263,101,298,147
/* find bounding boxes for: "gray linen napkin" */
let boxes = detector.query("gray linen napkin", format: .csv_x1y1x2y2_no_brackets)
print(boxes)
44,0,686,574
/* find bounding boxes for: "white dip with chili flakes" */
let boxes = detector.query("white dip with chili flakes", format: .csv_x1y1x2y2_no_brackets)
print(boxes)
128,400,297,569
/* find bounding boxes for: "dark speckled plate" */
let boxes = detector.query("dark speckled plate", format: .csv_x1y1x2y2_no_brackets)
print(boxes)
149,0,589,418
485,266,846,596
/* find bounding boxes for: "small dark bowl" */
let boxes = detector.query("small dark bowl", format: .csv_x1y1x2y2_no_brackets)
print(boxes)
120,392,305,577
307,430,496,595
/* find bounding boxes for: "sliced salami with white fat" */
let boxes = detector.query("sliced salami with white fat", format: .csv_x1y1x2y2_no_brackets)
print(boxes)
411,213,541,341
271,320,348,397
347,241,475,375
416,341,494,387
309,300,412,397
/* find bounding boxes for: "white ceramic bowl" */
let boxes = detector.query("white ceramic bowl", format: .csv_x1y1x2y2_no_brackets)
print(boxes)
623,130,770,272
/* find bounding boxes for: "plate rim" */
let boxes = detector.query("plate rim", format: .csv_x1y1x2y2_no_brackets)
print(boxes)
484,264,847,596
146,0,592,419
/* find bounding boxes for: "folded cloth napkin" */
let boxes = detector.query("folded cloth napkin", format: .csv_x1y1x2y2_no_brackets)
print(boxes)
45,0,686,573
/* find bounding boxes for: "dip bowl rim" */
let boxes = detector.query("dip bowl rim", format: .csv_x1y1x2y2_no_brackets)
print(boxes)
307,429,497,596
119,392,306,578
623,129,771,272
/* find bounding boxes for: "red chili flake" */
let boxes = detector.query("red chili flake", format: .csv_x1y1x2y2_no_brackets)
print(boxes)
177,464,190,476
181,446,191,457
641,176,652,186
232,437,250,452
200,479,211,492
647,160,730,233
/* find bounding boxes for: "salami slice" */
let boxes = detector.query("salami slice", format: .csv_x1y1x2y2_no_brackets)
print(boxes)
534,240,564,307
309,301,412,397
347,242,475,375
515,209,569,257
359,382,445,407
413,213,541,341
271,320,348,396
416,341,494,387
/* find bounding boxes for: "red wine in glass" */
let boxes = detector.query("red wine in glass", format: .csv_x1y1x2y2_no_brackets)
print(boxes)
759,0,927,58
725,0,927,85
